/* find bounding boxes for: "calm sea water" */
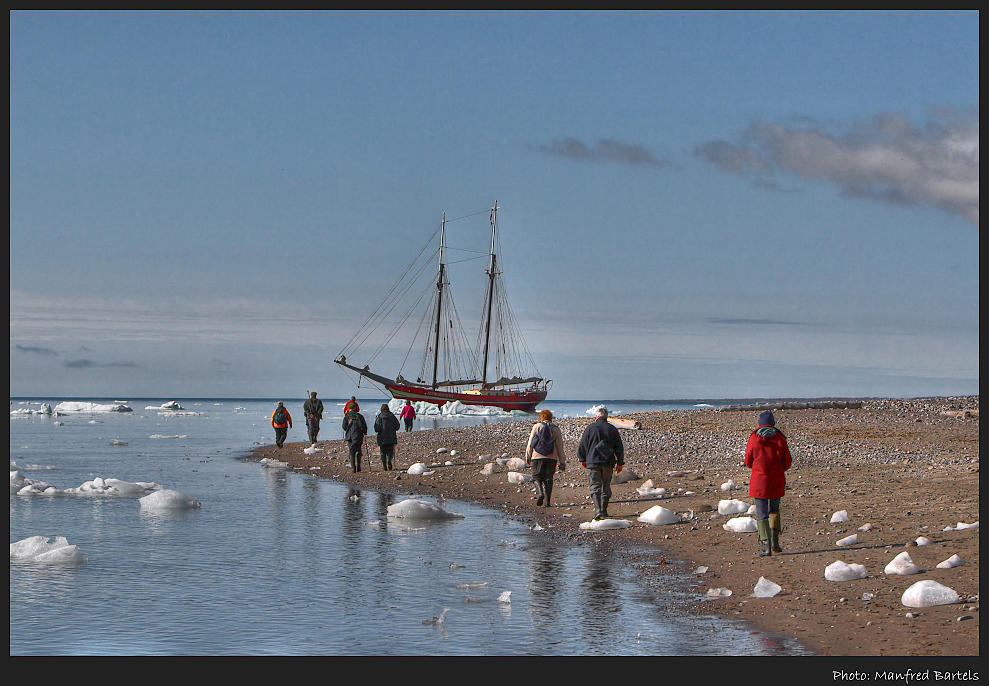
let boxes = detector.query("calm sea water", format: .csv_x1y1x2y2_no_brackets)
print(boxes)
10,397,809,655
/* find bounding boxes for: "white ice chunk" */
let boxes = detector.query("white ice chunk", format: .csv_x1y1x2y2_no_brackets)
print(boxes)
579,518,632,530
497,591,512,603
138,489,202,510
706,587,732,598
505,457,526,470
507,471,530,484
54,401,133,413
751,577,782,598
718,499,750,515
386,498,464,520
637,505,679,526
830,510,849,523
858,523,873,531
825,560,869,581
720,479,735,491
884,551,920,575
406,463,434,476
936,554,965,569
836,533,858,547
900,580,960,608
10,536,86,564
944,521,979,531
915,536,932,546
480,463,500,475
259,457,289,469
722,516,758,533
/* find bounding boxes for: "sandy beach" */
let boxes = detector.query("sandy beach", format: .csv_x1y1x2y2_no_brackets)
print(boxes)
248,396,979,657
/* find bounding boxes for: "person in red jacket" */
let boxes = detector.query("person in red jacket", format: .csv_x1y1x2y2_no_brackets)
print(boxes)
271,401,293,449
744,410,792,556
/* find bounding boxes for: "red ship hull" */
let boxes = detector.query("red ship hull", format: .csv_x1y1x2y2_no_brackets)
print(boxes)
385,382,547,413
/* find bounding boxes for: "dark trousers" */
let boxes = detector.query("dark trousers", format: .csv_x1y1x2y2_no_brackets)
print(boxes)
348,441,363,471
754,498,781,521
307,418,320,444
403,418,413,432
587,465,614,517
274,427,287,448
379,444,395,470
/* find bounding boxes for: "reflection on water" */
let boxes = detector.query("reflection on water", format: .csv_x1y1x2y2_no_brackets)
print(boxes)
10,400,808,656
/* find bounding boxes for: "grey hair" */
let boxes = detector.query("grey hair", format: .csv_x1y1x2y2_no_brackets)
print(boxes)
596,406,609,418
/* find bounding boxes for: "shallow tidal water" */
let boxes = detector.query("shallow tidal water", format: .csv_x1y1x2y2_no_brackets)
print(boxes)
10,398,809,655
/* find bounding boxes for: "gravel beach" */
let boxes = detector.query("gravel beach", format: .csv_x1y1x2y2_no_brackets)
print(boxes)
248,396,979,657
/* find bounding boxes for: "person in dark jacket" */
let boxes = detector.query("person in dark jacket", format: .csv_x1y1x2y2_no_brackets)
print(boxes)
744,410,793,556
577,406,624,520
373,404,401,471
342,409,368,473
303,392,324,447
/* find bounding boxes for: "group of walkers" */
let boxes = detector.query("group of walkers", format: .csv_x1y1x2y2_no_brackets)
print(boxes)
272,395,792,557
270,395,417,473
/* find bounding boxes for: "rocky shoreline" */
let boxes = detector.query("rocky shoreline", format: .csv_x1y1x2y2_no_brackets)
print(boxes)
246,396,979,657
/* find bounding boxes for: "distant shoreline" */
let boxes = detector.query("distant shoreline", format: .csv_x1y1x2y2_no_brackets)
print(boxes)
246,395,978,657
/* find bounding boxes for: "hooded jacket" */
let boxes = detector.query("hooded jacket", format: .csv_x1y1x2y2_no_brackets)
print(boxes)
577,417,624,468
744,425,792,499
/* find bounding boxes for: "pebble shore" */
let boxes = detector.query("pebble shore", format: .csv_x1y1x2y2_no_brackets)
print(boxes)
249,396,979,657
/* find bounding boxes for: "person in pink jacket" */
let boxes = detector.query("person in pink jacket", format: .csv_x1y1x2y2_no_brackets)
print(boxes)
400,400,416,432
745,410,792,556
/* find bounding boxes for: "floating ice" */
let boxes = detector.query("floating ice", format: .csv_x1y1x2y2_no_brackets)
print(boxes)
836,534,858,547
722,516,758,533
63,477,159,496
825,560,869,581
11,470,57,495
637,505,679,526
146,401,184,410
900,580,960,608
259,457,290,469
10,536,86,564
935,554,965,569
579,518,632,530
830,510,850,523
407,463,434,476
110,439,128,447
54,401,132,413
751,577,782,598
706,587,732,598
497,591,512,603
884,551,920,575
139,489,202,510
386,499,464,520
507,472,530,484
718,499,750,515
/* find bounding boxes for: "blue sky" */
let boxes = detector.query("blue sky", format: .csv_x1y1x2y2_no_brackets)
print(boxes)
10,11,979,400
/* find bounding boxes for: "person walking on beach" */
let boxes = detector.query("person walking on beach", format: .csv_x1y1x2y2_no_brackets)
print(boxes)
374,404,401,470
344,396,360,416
342,408,368,472
303,392,324,447
271,401,293,449
745,410,792,556
400,400,416,432
525,409,567,507
577,406,624,520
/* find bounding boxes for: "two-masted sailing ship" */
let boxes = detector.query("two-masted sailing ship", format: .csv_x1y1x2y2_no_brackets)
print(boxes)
335,202,550,412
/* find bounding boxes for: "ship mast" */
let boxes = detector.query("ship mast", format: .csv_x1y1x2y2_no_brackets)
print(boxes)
431,212,447,390
480,202,499,388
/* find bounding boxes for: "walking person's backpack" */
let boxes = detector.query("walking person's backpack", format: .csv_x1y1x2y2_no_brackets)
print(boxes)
530,421,556,455
274,406,287,425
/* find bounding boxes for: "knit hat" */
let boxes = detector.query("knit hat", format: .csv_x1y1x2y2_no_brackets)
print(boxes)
758,410,775,426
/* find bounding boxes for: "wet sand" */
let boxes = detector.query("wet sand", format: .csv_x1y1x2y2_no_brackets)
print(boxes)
248,396,979,657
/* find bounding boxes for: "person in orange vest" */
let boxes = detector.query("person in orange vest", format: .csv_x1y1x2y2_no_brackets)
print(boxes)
271,401,293,449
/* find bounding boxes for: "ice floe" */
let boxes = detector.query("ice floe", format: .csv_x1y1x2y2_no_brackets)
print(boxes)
12,470,159,497
900,580,960,608
825,560,869,581
10,536,87,564
936,554,965,569
386,499,464,520
722,516,758,533
751,577,782,598
718,499,750,515
637,505,679,526
139,489,202,510
54,401,133,414
579,518,632,530
884,551,920,575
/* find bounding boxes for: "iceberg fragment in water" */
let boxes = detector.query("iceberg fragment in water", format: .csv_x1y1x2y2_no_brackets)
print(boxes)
10,536,87,564
386,499,464,520
139,489,202,510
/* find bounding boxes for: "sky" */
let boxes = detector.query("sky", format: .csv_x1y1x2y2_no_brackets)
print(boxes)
9,10,979,401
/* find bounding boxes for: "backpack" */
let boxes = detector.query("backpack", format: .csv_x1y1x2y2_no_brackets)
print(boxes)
274,407,287,425
530,421,556,455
